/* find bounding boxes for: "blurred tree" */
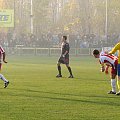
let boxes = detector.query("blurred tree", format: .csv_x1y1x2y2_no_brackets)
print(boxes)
1,0,120,39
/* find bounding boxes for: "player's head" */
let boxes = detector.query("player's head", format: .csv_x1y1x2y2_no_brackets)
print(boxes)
63,36,67,40
62,36,67,42
93,49,100,58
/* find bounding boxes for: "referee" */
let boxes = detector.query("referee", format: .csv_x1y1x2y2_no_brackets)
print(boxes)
56,36,74,78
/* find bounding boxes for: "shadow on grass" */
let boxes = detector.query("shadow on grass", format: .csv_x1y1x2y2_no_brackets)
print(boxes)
8,88,120,107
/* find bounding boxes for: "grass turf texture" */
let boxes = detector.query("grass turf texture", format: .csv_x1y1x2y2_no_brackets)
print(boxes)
0,56,120,120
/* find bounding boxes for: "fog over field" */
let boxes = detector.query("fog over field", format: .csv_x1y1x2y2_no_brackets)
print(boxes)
0,1,120,120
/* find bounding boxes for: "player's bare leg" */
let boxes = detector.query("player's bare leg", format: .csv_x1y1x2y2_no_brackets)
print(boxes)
0,74,9,88
108,74,116,94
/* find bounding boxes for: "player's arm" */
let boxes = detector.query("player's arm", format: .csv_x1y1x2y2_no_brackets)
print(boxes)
62,43,69,57
100,63,105,72
3,52,7,63
109,42,120,55
99,57,105,72
63,51,68,57
0,46,7,63
105,65,109,74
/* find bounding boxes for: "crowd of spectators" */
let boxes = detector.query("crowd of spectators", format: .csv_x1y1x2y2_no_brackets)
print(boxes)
0,32,119,48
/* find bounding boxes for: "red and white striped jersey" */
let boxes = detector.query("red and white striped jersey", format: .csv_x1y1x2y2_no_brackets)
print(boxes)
0,45,5,54
99,51,118,67
0,45,5,63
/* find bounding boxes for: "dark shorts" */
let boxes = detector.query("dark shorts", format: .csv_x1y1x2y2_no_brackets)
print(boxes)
117,64,120,76
58,55,69,64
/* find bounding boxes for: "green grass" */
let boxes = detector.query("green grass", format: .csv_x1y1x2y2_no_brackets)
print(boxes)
0,56,120,120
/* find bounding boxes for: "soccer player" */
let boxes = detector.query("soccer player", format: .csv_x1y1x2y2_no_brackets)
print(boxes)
0,45,9,88
109,42,120,95
93,49,118,94
56,36,74,78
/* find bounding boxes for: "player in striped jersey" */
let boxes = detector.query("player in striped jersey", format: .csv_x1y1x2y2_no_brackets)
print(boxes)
0,45,9,88
93,49,118,94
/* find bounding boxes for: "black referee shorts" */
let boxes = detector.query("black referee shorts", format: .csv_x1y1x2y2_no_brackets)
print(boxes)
58,55,69,64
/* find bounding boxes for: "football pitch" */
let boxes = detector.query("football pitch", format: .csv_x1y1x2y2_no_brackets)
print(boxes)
0,56,120,120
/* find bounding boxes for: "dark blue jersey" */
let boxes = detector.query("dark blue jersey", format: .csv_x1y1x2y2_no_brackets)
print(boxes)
61,42,69,55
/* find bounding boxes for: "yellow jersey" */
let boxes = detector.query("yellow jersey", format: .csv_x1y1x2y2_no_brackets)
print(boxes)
109,42,120,63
